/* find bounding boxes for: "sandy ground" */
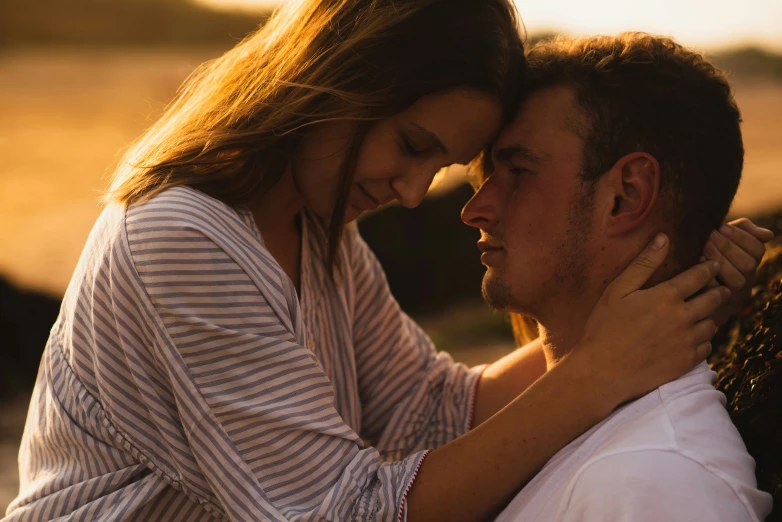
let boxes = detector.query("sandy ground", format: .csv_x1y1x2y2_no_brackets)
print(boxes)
0,49,780,513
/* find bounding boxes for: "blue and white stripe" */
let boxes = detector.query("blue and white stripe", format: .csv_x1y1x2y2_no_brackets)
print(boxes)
5,186,481,521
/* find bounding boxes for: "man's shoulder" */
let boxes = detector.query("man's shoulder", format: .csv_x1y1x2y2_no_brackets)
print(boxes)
654,362,759,486
571,449,723,492
560,365,772,522
562,449,760,521
591,363,741,462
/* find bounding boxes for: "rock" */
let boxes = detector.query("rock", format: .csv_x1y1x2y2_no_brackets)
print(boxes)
0,277,60,401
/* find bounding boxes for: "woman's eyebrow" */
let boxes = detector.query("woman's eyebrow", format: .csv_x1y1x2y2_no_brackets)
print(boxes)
411,123,448,154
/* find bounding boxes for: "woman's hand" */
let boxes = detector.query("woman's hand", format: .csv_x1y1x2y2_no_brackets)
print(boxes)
701,218,775,327
569,233,729,410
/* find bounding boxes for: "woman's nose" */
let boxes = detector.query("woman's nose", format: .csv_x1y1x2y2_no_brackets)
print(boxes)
391,169,436,209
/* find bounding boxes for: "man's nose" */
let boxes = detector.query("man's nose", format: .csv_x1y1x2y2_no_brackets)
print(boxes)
391,168,436,209
461,178,499,229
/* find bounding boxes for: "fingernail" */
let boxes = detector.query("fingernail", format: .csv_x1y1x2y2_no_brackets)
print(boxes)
651,234,666,250
723,287,732,298
719,224,732,236
712,261,720,271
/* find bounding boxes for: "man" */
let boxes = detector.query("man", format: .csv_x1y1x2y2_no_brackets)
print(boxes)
462,33,774,521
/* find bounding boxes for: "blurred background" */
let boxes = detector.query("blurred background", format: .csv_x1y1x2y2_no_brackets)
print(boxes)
1,0,782,512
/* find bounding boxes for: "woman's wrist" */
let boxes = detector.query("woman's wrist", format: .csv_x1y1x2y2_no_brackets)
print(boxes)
557,346,622,419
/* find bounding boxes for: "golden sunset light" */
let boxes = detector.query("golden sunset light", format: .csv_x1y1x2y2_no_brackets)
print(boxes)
199,0,782,51
2,0,782,517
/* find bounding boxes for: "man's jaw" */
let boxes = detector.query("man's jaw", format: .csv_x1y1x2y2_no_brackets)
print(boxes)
481,272,512,310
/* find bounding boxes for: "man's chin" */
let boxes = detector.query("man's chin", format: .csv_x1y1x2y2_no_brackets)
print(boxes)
481,275,539,316
481,275,512,311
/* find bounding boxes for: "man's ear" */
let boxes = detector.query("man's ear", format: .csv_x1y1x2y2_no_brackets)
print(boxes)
604,152,660,236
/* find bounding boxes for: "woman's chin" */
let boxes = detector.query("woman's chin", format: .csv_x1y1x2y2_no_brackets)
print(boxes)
343,205,364,223
305,203,365,225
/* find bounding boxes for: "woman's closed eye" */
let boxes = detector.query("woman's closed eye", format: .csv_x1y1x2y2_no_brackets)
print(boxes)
400,135,428,157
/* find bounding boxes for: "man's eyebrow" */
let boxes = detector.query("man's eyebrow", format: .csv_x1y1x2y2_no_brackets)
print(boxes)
494,145,544,165
411,123,448,155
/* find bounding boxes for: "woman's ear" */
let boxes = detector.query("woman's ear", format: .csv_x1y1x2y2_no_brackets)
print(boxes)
604,152,660,236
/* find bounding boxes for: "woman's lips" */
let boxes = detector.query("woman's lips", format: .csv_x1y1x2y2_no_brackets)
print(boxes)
356,184,380,211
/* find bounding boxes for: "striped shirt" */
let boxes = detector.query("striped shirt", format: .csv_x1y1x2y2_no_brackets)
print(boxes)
5,186,482,522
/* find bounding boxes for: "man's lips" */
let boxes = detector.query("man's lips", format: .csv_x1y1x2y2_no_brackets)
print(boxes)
477,239,503,253
477,238,504,266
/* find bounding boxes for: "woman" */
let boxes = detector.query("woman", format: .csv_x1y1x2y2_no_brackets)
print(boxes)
7,1,771,521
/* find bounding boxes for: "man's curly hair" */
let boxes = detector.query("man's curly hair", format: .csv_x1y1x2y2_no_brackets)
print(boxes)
523,32,744,267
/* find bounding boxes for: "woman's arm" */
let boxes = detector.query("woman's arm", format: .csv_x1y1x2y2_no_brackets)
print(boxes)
470,338,546,427
408,358,613,522
407,234,726,522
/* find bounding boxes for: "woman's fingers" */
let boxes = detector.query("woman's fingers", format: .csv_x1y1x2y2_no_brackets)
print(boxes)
720,223,769,260
664,260,721,300
686,286,730,323
608,234,669,298
696,342,713,360
707,229,760,273
699,219,772,328
693,317,718,344
728,218,775,243
703,237,750,289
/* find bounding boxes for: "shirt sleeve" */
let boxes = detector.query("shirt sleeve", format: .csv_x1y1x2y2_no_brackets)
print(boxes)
345,226,484,460
560,450,757,522
104,195,430,522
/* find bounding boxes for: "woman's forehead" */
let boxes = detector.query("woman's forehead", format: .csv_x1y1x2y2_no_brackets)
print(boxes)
398,89,503,163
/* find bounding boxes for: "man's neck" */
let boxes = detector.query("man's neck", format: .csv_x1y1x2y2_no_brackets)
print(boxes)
536,291,601,370
535,233,678,370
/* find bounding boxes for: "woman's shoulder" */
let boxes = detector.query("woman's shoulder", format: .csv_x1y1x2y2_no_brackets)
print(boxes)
123,186,263,249
125,186,250,231
121,186,292,299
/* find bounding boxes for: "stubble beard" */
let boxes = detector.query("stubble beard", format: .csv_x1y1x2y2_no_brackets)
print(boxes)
482,271,513,310
481,185,596,313
550,187,595,291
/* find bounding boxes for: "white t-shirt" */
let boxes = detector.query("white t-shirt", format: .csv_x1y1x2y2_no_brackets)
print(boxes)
495,362,773,522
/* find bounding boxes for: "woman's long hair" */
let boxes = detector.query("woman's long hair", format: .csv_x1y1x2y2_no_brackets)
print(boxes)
109,0,525,267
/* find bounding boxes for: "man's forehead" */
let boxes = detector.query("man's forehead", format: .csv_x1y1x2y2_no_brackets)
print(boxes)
492,143,550,165
492,86,586,161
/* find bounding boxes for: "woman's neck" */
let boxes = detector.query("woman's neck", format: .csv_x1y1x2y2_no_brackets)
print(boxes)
251,167,306,292
252,167,306,232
